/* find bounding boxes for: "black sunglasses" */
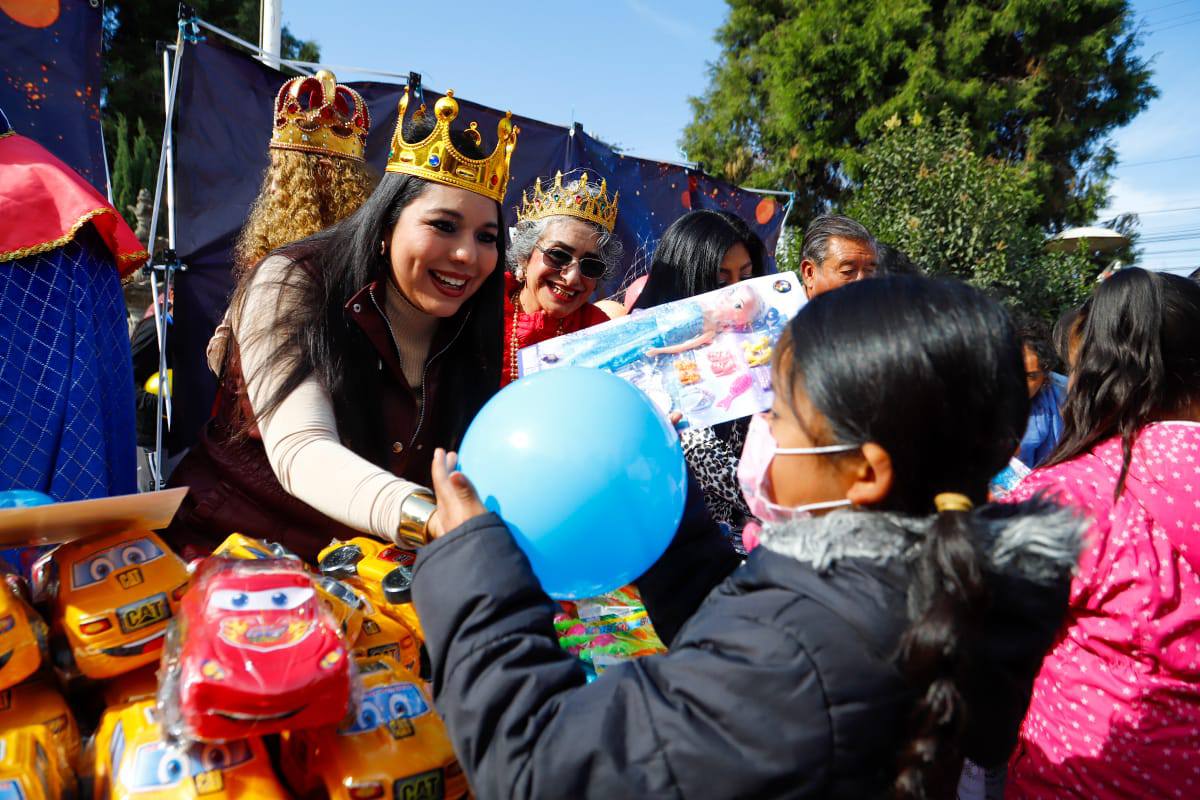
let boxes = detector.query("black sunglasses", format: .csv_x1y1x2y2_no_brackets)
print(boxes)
535,244,606,280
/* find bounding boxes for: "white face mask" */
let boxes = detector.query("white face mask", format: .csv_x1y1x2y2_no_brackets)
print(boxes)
736,412,858,523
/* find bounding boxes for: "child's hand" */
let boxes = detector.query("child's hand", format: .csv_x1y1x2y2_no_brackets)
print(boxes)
428,447,488,540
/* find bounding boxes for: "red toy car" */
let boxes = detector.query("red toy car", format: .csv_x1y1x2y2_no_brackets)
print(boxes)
161,558,351,742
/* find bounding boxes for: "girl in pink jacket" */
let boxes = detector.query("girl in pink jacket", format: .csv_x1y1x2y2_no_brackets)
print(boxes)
1005,268,1200,798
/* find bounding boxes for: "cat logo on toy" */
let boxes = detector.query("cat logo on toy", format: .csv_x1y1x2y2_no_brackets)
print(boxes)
280,655,468,800
36,530,188,680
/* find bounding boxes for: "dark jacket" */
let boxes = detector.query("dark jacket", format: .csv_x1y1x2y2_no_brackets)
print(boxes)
166,278,473,562
412,503,1083,799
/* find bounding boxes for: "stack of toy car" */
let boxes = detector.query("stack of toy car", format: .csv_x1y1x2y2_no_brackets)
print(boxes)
0,521,469,799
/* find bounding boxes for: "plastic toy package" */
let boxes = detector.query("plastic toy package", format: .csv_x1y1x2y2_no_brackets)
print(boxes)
0,677,80,793
281,654,469,800
517,272,806,429
32,530,189,680
0,723,73,800
0,572,49,690
92,698,285,799
554,585,667,679
157,556,354,743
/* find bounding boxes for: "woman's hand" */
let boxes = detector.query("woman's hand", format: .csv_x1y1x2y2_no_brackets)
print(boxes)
427,447,489,540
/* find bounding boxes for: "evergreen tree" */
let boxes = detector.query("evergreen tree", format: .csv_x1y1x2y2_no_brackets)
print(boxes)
683,0,1156,228
111,113,135,225
132,117,157,199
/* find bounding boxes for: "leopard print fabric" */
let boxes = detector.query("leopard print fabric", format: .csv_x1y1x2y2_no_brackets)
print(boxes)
681,417,752,554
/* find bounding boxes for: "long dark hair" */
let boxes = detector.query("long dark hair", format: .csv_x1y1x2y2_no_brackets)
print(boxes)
1043,267,1200,497
633,209,766,309
780,276,1029,799
227,120,504,465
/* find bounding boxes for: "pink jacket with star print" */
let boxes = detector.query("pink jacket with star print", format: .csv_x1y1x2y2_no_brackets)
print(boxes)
1003,421,1200,799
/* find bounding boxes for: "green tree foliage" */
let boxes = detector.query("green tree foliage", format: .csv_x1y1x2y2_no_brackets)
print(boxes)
101,0,320,205
132,117,157,199
111,113,134,219
845,111,1097,320
683,0,1155,228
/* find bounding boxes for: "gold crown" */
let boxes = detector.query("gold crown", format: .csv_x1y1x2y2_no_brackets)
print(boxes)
385,87,518,204
516,171,619,232
270,70,369,162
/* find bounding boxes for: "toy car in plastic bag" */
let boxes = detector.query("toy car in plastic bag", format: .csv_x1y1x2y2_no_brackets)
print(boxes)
0,574,48,690
210,532,300,563
92,699,284,799
281,654,468,800
159,557,352,742
318,537,425,640
0,724,71,800
34,530,188,680
0,677,80,790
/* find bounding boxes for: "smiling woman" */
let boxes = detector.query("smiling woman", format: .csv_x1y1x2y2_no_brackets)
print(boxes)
502,170,624,386
164,89,518,561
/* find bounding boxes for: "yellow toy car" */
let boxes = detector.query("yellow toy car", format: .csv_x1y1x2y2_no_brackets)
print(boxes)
211,533,300,563
92,699,285,799
0,724,69,800
281,654,468,800
35,530,188,680
0,677,79,788
0,576,48,691
318,538,424,634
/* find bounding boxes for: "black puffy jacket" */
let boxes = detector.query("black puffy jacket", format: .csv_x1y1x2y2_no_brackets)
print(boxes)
412,503,1082,799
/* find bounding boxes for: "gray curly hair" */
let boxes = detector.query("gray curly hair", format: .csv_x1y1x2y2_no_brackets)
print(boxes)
507,172,624,280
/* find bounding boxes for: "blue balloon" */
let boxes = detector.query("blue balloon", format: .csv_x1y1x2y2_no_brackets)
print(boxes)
458,367,687,599
0,490,55,509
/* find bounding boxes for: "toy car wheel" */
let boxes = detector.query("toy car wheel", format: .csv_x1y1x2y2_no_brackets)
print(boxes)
318,544,363,579
381,565,413,605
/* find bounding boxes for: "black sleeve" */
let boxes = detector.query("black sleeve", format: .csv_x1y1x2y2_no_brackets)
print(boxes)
636,466,741,646
412,514,832,800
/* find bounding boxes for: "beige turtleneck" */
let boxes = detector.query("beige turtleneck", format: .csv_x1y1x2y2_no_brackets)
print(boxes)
219,255,438,541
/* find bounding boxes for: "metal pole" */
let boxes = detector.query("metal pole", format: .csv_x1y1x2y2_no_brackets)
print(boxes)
259,0,282,70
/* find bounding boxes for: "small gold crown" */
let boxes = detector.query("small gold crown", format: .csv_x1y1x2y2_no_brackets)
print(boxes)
270,70,369,162
385,87,518,204
516,171,619,232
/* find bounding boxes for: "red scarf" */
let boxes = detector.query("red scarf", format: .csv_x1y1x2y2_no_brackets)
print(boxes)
501,271,609,386
0,132,148,276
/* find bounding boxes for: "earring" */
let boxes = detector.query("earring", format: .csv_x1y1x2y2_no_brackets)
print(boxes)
379,240,387,256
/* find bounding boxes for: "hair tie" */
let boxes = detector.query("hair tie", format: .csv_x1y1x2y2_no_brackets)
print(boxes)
934,492,973,513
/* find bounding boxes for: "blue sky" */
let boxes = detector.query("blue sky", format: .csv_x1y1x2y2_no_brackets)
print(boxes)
284,0,1200,275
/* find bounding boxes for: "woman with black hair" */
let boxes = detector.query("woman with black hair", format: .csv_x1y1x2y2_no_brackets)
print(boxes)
630,210,767,549
1003,268,1200,799
166,89,517,562
412,275,1082,799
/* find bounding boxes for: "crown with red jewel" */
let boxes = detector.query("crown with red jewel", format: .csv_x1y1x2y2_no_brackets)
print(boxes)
516,170,619,232
385,87,519,204
270,70,370,162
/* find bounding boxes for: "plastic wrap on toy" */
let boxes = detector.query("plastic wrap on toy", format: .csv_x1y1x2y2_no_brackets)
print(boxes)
158,557,354,743
554,584,667,676
0,724,72,799
518,273,804,429
280,654,469,800
0,677,80,790
210,532,302,563
0,571,50,690
318,537,431,676
93,698,285,799
988,456,1032,500
33,530,188,680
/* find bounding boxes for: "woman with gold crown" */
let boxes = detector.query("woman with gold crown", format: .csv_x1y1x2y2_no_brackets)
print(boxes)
166,87,517,562
501,170,623,386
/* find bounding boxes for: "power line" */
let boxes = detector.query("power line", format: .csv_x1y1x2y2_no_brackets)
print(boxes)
1141,0,1196,14
1107,204,1200,216
1119,153,1200,168
1146,15,1200,33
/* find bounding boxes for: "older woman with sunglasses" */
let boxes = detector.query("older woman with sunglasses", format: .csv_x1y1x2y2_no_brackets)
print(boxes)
502,170,623,386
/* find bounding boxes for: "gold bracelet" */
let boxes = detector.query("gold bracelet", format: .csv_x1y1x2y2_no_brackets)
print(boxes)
396,490,436,547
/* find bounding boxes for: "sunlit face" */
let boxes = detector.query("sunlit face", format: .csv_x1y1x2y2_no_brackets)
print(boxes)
803,236,878,299
1023,344,1046,399
387,184,500,318
717,242,754,288
766,352,867,512
521,218,603,319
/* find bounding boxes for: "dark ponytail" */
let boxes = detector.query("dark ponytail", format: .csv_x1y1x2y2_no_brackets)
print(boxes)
1044,268,1200,497
783,277,1028,799
892,508,986,799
